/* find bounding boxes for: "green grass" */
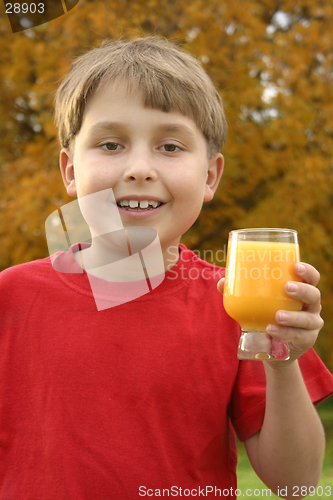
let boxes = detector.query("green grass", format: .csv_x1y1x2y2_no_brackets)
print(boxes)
236,398,333,499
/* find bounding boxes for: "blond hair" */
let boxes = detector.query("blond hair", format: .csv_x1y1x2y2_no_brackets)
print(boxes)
54,36,228,158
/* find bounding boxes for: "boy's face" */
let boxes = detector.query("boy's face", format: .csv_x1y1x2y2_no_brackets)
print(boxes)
60,82,224,252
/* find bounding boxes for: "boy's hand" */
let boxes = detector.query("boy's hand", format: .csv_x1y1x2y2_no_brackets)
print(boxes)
217,262,324,362
266,262,324,360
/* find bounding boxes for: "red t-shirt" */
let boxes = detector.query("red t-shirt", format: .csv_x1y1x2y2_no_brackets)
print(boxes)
0,244,332,499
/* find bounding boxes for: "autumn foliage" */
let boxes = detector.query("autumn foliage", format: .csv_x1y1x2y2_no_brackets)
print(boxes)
0,0,332,369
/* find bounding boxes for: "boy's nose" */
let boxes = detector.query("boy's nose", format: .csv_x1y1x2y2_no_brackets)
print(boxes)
123,154,158,182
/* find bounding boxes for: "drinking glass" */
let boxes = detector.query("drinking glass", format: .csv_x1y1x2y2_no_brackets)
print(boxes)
223,229,302,360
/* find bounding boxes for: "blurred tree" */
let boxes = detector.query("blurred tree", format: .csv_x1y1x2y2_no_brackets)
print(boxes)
0,0,332,369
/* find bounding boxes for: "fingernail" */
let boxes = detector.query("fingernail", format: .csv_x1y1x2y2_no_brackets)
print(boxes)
288,282,298,292
267,324,279,332
278,311,289,322
296,263,306,274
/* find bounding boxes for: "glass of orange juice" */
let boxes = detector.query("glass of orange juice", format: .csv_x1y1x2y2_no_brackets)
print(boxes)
223,229,303,360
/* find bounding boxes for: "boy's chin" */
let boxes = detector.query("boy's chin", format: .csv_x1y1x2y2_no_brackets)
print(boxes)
93,225,160,252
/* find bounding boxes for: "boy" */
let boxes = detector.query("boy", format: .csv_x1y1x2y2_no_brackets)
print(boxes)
0,36,332,499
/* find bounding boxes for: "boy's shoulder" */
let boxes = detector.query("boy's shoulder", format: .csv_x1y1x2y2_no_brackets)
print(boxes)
0,254,53,288
0,256,56,313
178,244,225,279
168,244,226,298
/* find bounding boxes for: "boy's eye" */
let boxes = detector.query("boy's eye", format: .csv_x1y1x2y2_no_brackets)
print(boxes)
100,142,122,151
161,144,182,152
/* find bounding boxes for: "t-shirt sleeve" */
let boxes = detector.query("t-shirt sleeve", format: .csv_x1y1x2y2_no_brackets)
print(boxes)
229,348,333,443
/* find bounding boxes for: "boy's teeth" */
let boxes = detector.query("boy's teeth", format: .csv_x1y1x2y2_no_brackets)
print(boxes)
118,199,161,209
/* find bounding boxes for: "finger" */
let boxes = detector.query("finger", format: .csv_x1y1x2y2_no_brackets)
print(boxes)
266,318,323,351
217,277,225,293
294,262,321,287
271,309,324,332
285,281,322,313
266,323,319,353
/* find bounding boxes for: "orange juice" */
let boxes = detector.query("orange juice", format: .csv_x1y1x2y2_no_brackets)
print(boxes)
223,240,302,331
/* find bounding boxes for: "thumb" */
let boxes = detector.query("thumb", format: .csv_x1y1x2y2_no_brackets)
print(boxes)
217,277,225,294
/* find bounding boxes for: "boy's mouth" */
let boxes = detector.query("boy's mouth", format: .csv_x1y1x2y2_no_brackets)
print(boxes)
116,200,164,211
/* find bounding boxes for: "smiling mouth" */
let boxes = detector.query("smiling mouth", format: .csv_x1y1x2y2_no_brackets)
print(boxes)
116,200,164,211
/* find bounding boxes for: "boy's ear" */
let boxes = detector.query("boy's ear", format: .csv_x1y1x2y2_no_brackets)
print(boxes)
204,153,224,202
59,148,77,198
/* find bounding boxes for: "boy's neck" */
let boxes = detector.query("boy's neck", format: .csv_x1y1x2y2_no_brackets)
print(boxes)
72,239,181,282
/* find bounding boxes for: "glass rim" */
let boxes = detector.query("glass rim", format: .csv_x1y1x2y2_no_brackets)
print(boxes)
229,228,298,235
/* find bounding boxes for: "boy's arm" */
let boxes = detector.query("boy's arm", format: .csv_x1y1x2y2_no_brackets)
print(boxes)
244,361,325,498
219,263,326,498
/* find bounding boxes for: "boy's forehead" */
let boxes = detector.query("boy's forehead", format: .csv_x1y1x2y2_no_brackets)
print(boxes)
80,81,205,140
84,79,144,114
